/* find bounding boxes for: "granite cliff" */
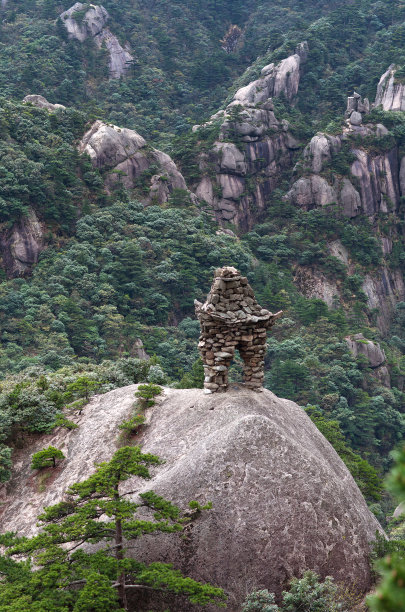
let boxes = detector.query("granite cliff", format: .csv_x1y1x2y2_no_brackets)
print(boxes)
284,75,405,333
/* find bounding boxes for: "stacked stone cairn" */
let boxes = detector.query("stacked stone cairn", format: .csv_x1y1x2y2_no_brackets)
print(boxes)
195,266,282,394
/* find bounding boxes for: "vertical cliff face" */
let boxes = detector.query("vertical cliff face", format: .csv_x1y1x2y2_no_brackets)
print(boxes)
192,44,307,231
0,209,44,277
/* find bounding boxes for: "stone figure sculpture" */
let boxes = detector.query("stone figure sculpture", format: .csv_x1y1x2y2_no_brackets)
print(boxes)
195,266,282,393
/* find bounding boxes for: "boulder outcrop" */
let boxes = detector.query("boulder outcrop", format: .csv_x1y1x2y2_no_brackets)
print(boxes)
78,120,194,205
0,385,382,610
0,208,44,277
23,94,66,112
374,64,405,111
345,333,386,368
60,3,133,78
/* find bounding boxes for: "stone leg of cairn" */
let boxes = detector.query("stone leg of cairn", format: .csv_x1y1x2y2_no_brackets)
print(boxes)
198,324,238,393
239,327,267,392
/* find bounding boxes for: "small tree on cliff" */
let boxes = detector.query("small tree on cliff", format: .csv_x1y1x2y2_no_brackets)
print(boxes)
31,446,65,469
0,446,226,611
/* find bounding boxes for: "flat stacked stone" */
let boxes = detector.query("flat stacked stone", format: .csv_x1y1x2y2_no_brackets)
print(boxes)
195,266,282,393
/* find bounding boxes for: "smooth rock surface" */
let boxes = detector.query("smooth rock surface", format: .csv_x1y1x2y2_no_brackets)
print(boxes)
60,2,109,42
0,385,382,611
303,132,341,173
234,41,308,105
285,175,337,208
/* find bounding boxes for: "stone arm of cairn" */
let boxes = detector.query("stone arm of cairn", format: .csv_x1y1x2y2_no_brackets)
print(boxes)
195,267,283,394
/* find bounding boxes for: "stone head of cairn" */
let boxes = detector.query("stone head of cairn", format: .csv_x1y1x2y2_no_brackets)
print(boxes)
195,266,282,394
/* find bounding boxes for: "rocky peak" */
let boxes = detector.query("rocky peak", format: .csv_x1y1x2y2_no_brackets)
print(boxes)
60,3,133,79
0,384,382,609
374,64,405,111
79,120,194,205
303,132,342,173
60,2,109,41
192,46,307,230
233,41,308,105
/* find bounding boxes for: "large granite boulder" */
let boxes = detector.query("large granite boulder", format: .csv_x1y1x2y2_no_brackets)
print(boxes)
78,120,193,204
0,385,382,611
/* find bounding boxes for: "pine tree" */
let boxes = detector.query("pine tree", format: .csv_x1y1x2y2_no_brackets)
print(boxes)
0,446,226,611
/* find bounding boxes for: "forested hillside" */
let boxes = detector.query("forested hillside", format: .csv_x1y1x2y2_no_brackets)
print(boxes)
0,0,405,531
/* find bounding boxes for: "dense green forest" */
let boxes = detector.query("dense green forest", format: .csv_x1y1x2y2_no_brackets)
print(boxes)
0,0,404,532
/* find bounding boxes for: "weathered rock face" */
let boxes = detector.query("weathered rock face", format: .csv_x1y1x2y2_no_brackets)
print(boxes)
60,3,133,78
60,2,109,42
303,132,341,174
345,334,390,386
193,45,307,229
78,120,193,204
0,209,44,277
285,175,337,209
284,80,405,333
293,266,340,308
23,94,66,112
374,64,405,111
288,128,401,218
0,385,382,611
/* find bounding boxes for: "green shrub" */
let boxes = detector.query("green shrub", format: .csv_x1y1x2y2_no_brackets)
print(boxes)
54,414,79,430
242,589,280,611
135,384,163,407
31,446,65,469
119,414,146,434
281,571,342,611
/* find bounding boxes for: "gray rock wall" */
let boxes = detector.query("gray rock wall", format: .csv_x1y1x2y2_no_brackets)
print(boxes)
375,64,405,111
